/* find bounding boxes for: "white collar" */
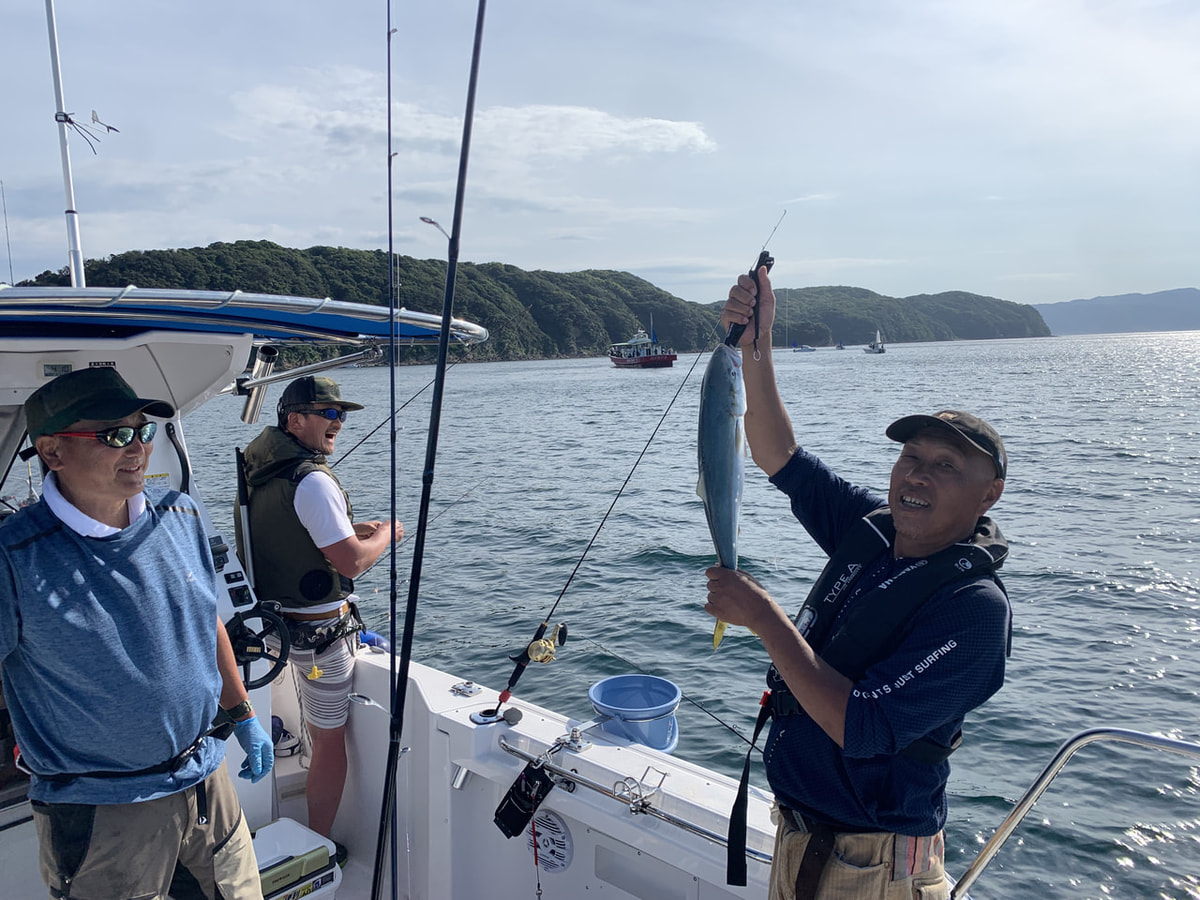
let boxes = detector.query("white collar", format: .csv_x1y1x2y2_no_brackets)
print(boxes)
41,473,147,537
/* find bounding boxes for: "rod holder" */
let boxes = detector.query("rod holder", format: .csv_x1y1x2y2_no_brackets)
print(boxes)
239,345,278,425
451,765,471,790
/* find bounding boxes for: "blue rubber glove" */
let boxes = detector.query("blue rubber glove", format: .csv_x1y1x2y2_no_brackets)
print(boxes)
233,715,274,783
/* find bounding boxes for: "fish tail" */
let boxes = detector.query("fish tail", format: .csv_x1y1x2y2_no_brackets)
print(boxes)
713,619,728,650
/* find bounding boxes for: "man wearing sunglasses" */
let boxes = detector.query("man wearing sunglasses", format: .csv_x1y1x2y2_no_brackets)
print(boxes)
239,375,403,851
0,366,271,899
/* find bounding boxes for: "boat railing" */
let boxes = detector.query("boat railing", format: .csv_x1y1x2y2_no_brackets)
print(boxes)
951,727,1200,898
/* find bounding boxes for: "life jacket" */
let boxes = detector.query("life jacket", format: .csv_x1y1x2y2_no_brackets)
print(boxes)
726,508,1009,886
235,426,354,609
780,507,1009,691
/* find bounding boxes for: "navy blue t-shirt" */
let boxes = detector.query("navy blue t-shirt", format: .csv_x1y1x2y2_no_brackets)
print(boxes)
764,448,1010,836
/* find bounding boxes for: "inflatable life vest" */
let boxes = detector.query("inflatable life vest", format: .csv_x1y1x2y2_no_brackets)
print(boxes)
236,427,354,609
785,507,1008,686
726,508,1010,886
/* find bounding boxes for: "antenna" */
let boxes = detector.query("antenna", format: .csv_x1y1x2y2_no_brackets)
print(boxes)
43,0,85,286
0,181,13,285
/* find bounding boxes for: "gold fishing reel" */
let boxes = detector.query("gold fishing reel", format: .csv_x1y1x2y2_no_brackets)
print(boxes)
525,622,567,664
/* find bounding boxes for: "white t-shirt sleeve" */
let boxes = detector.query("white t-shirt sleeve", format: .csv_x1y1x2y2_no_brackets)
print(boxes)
293,471,356,549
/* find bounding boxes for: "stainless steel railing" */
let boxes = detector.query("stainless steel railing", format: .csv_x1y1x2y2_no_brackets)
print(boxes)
952,727,1200,898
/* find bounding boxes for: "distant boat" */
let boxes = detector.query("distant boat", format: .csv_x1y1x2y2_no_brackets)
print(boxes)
792,344,816,352
864,329,886,354
608,322,677,368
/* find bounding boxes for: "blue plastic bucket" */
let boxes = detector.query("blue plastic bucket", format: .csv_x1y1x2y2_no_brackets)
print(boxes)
588,674,681,753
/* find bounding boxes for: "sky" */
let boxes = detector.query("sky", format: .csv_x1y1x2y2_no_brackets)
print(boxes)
2,0,1198,306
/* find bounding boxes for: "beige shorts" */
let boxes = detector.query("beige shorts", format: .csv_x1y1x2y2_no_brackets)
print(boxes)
32,759,262,900
767,805,948,900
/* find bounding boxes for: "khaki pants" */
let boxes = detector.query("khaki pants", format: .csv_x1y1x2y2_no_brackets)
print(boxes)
32,760,262,900
768,806,949,900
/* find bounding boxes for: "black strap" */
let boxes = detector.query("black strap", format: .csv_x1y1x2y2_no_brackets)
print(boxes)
196,779,209,826
793,815,836,900
28,721,235,785
288,601,365,653
727,693,774,886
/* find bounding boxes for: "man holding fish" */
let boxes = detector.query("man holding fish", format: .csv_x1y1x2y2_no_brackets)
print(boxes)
705,265,1010,900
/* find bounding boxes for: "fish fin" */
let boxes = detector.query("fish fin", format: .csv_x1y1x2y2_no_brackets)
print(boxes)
713,619,728,650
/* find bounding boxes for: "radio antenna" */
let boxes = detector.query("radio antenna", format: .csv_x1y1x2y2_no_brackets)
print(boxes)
1,181,13,285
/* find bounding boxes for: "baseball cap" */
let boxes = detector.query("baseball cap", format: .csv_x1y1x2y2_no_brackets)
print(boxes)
25,367,175,441
886,410,1007,480
277,375,364,416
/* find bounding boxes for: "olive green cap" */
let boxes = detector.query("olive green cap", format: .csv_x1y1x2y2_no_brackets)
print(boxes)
25,367,175,441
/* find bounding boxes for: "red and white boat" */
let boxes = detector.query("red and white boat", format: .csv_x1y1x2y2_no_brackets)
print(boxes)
608,326,677,368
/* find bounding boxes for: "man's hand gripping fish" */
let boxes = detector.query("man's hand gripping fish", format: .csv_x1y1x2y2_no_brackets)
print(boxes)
697,341,746,649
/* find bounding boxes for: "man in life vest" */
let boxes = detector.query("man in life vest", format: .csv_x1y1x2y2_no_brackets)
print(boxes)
706,266,1010,900
239,375,402,847
0,367,271,899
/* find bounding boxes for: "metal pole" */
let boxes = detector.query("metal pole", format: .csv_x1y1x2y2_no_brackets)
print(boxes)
44,0,85,286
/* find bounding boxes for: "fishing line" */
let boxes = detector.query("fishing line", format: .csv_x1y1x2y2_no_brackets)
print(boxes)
372,2,488,897
329,356,469,468
575,634,755,748
497,345,710,705
530,356,705,623
379,1,402,893
352,480,482,582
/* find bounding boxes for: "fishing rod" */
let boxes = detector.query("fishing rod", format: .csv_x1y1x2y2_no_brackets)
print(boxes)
496,346,709,707
724,209,785,354
370,2,488,898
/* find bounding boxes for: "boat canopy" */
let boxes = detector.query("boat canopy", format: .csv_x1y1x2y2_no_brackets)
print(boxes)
0,285,490,489
0,285,490,346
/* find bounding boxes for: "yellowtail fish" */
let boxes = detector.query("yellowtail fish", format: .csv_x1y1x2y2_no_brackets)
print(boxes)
697,342,745,649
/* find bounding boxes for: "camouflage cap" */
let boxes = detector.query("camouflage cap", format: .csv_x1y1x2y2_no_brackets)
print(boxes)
25,367,175,441
277,375,364,416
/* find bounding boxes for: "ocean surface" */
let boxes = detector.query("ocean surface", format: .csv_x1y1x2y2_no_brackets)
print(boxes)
70,332,1200,897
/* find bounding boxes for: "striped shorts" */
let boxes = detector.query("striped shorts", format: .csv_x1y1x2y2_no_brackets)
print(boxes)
268,629,359,730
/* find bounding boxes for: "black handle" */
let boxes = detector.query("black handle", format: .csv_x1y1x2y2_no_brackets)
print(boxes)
725,249,775,347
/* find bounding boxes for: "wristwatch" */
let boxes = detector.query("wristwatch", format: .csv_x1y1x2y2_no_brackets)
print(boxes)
223,699,254,721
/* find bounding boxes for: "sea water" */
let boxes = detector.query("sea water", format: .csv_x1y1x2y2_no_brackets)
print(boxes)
138,331,1200,897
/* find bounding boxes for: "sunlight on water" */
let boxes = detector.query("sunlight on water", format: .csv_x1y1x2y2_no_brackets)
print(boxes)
9,331,1198,898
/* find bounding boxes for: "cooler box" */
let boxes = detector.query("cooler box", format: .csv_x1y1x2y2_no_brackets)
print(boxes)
254,817,341,900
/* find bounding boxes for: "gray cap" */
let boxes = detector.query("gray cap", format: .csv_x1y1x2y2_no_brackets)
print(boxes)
886,410,1007,480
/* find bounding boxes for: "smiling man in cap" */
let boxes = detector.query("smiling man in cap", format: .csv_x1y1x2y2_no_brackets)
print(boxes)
238,374,402,853
1,366,271,899
704,268,1011,900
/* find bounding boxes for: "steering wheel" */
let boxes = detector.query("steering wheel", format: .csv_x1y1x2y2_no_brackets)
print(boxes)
225,602,290,690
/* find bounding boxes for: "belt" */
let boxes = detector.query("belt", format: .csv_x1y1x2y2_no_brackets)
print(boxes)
780,806,839,900
284,602,350,622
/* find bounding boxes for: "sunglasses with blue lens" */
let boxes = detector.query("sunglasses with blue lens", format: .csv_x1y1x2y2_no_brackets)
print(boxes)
54,422,159,448
301,407,348,422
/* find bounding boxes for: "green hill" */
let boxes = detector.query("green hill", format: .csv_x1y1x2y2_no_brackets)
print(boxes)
23,241,1050,362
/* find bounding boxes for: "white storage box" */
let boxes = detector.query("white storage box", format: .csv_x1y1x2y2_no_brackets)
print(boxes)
254,817,341,900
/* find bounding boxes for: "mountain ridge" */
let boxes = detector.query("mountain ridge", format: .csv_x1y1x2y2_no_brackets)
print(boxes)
1033,288,1200,335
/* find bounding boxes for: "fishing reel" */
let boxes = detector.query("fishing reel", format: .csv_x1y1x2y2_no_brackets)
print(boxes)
498,622,568,704
519,622,568,665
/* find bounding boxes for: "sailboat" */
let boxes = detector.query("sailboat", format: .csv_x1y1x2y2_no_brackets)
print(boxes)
864,328,886,353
